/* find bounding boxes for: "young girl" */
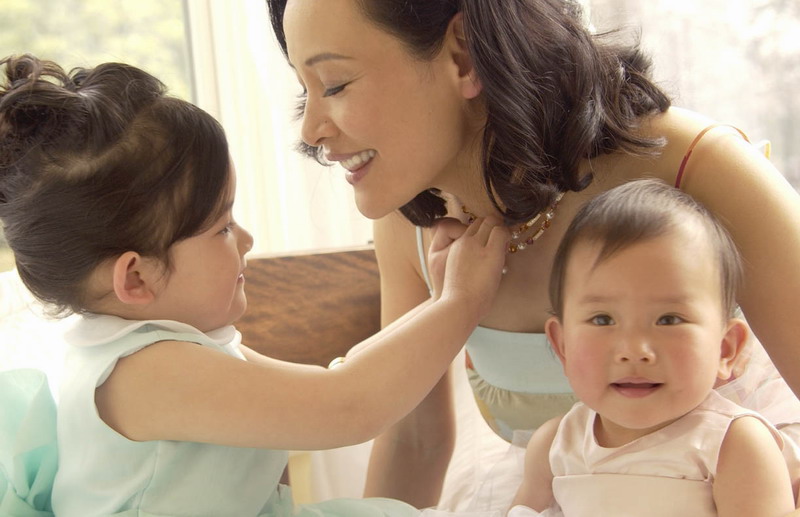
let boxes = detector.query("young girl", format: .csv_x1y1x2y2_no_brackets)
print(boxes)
0,54,508,517
509,179,796,517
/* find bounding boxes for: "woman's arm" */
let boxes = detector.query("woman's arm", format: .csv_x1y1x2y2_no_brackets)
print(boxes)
363,212,457,508
714,416,794,516
95,216,508,452
678,127,800,396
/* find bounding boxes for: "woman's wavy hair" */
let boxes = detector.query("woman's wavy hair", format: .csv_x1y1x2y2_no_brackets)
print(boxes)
0,55,231,315
268,0,671,226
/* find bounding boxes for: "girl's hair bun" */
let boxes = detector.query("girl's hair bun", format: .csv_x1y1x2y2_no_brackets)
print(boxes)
0,54,81,156
0,54,165,203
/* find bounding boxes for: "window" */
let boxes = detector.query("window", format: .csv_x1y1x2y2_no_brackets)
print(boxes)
589,0,799,185
0,0,192,272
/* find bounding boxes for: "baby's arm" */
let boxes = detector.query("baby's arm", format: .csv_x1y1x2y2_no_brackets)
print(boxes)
509,416,562,514
714,416,795,516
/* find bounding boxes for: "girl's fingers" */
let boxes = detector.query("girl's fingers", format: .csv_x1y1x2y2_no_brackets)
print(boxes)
471,216,505,245
430,217,467,252
487,224,512,252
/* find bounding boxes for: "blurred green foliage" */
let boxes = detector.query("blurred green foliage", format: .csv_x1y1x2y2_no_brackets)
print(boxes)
0,0,192,98
0,0,193,271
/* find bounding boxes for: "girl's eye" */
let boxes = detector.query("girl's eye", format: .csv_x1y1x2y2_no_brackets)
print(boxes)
220,221,235,235
323,83,347,97
591,314,614,326
657,315,683,325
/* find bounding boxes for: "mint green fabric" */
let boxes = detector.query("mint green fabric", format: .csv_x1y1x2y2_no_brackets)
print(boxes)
0,368,57,517
52,316,425,516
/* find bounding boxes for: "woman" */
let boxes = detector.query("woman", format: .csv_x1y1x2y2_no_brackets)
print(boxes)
267,0,800,509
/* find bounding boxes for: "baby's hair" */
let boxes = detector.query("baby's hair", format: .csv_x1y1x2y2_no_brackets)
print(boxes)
549,179,742,319
0,54,231,316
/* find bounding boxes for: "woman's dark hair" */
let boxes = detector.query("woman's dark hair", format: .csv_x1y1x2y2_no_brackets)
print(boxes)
549,179,742,320
267,0,671,226
0,54,231,316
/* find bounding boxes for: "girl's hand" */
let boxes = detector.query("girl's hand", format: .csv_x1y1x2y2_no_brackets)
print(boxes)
429,216,509,316
428,217,467,299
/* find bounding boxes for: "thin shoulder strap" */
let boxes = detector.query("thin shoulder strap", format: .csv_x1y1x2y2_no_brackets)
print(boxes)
415,226,434,295
674,124,751,189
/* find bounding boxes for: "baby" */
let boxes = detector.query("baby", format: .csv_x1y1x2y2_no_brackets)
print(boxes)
509,179,796,516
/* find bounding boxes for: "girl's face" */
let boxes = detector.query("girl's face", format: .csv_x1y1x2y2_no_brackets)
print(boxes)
546,227,744,446
151,166,253,332
283,0,483,219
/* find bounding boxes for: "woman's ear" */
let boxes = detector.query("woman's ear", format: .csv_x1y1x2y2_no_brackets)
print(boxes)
545,316,567,366
716,318,750,383
444,12,482,99
111,251,158,305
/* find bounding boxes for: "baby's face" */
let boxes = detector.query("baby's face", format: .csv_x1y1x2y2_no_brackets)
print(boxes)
551,227,735,443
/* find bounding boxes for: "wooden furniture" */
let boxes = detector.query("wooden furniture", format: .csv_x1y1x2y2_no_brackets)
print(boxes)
234,246,381,367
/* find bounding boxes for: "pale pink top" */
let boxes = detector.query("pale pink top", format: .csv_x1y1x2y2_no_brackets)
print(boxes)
546,391,781,517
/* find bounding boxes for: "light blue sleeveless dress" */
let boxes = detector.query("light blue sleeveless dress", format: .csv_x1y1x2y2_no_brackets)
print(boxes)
42,314,418,517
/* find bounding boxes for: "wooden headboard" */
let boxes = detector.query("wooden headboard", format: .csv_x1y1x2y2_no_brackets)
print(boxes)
234,246,381,367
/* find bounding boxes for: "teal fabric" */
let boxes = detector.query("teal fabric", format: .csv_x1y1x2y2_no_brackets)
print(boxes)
0,368,57,517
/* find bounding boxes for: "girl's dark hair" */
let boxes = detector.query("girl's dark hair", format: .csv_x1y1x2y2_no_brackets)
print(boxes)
0,54,231,316
549,179,742,319
267,0,671,226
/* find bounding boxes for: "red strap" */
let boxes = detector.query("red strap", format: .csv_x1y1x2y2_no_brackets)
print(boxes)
674,124,750,189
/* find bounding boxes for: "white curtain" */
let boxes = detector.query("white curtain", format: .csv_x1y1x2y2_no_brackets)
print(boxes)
185,0,373,257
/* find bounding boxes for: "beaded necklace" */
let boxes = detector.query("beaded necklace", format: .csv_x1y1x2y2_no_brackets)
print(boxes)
461,191,565,254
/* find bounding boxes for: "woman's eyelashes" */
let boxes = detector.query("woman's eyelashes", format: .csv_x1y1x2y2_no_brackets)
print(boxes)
294,82,349,119
323,83,348,97
294,92,307,121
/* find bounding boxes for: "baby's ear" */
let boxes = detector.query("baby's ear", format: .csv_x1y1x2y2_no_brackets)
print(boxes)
111,251,159,305
545,316,567,366
717,319,750,382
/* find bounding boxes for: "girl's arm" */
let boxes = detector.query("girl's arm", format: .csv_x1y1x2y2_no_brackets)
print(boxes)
713,416,794,516
509,416,560,513
363,212,457,507
95,216,508,452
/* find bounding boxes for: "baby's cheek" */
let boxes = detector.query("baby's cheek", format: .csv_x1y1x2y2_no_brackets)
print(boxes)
564,352,605,389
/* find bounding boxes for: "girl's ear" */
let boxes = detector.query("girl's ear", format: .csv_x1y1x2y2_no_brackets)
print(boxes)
716,319,750,383
545,316,567,366
111,251,158,305
444,12,482,99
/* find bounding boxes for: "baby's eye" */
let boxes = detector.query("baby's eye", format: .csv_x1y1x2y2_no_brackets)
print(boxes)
591,314,614,326
656,314,684,325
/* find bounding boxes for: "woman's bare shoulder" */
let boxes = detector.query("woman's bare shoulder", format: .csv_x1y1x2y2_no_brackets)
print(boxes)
603,107,737,186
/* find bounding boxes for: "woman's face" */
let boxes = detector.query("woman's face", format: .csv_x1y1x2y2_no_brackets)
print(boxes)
283,0,483,219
